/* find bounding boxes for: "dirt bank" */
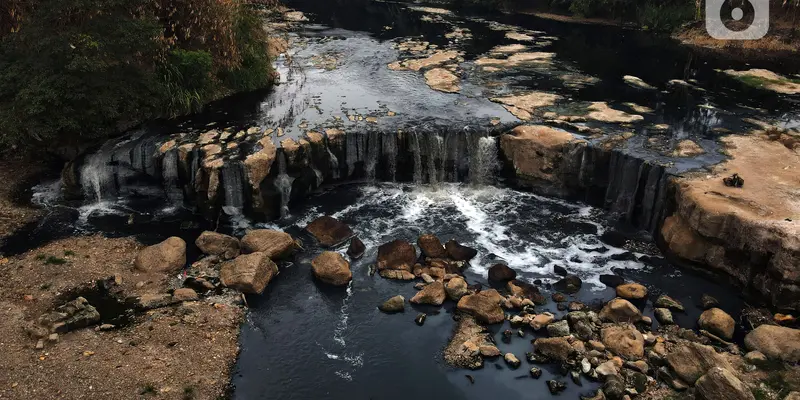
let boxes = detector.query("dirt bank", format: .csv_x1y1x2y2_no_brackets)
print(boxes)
0,236,242,399
0,160,47,240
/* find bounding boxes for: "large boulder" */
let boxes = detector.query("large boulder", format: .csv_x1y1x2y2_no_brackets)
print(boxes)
616,283,648,300
533,337,574,362
220,252,279,294
311,251,352,286
457,289,505,324
499,125,585,193
601,324,644,360
305,216,354,247
411,281,446,305
666,342,732,384
377,240,416,271
417,234,447,258
744,324,800,362
445,239,477,261
346,237,366,259
699,308,736,341
507,279,546,305
445,277,469,301
379,269,415,280
696,367,755,400
134,237,186,272
195,231,240,260
553,275,582,294
379,295,405,313
241,229,296,260
599,298,642,323
488,264,517,281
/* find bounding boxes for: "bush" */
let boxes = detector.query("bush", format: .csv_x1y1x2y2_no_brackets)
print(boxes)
161,49,217,115
637,2,695,31
220,8,274,92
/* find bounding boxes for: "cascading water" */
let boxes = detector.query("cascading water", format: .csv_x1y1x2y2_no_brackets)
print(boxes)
221,162,246,213
381,133,397,181
425,134,442,184
80,148,116,202
410,131,423,183
469,136,499,185
364,132,379,181
274,152,295,219
161,150,183,204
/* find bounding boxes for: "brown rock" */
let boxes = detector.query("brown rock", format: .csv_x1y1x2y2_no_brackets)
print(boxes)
445,276,468,301
445,239,477,261
531,313,555,330
346,237,365,259
417,234,447,258
479,345,501,357
311,251,352,286
744,324,800,362
499,125,586,192
601,324,644,360
533,337,575,361
488,264,517,281
220,252,279,294
507,279,546,304
616,283,648,300
379,269,415,280
599,298,642,323
173,288,199,301
134,237,186,272
379,295,405,313
305,216,354,247
411,281,446,305
699,308,736,341
696,367,755,400
377,240,416,271
666,342,732,384
240,230,295,260
195,231,240,260
457,289,505,324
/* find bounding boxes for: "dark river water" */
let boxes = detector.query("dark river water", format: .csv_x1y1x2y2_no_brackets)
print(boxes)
2,0,791,398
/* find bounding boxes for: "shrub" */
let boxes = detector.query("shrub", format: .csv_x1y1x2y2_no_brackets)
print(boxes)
220,7,274,92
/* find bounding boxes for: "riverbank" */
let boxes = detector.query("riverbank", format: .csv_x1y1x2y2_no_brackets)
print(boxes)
0,233,243,399
0,160,47,240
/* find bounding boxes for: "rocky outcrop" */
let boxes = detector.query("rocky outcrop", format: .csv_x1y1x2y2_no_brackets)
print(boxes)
134,237,186,272
500,125,586,195
744,324,800,362
696,367,755,400
666,342,732,385
660,135,800,310
220,252,279,294
195,231,240,260
305,216,354,247
457,289,505,324
410,281,446,305
444,315,493,369
377,240,417,272
311,251,352,286
240,229,296,260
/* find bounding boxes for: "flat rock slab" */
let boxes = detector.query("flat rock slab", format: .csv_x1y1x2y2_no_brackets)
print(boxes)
305,216,354,247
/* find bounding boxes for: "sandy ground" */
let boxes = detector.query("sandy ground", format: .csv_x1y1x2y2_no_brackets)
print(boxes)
0,167,243,400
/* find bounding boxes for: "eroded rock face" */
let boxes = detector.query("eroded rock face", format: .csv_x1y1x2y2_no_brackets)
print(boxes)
666,342,732,385
311,251,352,286
195,231,240,260
134,237,186,272
744,324,800,362
457,289,505,324
220,252,279,294
500,125,586,194
305,216,354,247
241,229,296,260
377,240,417,272
696,367,755,400
660,135,800,310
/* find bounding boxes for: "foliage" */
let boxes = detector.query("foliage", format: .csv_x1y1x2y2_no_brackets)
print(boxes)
0,0,274,154
637,2,695,31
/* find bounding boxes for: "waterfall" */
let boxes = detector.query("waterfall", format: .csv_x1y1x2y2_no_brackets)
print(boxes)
382,132,397,181
443,130,461,182
80,149,115,201
425,134,442,184
364,131,379,181
161,150,183,204
221,162,246,213
468,136,499,185
274,152,295,219
345,132,359,177
327,145,341,180
411,131,423,183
